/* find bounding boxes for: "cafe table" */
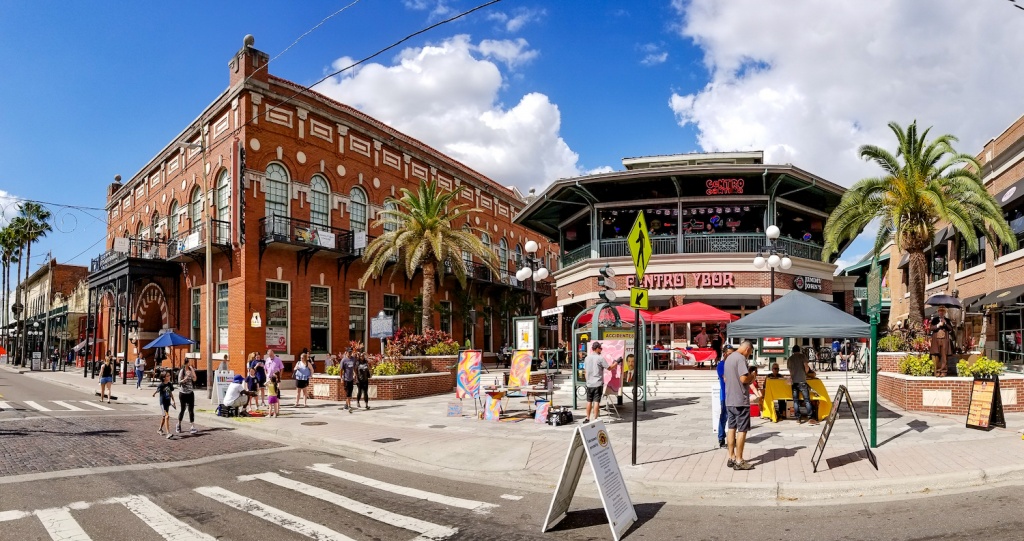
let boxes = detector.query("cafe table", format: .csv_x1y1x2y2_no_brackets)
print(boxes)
760,377,832,422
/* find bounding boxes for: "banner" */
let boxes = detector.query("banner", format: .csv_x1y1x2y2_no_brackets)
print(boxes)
508,350,532,388
456,350,481,399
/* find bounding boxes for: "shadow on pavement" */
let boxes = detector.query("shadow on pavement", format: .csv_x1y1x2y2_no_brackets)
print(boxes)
550,501,666,538
751,446,805,466
639,448,716,466
878,419,929,447
746,431,780,444
824,449,870,470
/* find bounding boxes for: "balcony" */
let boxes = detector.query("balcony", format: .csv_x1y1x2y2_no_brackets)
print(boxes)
561,233,824,268
90,236,181,273
167,219,232,261
258,215,357,258
444,259,552,297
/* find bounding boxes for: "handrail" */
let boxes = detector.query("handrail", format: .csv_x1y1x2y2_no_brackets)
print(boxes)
258,215,356,255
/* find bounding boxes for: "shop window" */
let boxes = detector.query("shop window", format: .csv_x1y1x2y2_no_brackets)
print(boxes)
998,309,1024,371
216,283,228,352
190,287,201,352
349,290,366,344
311,286,330,354
384,294,400,329
266,281,290,354
440,301,452,334
310,175,330,227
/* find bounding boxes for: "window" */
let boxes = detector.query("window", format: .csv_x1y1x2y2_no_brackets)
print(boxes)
216,283,229,352
998,309,1024,371
190,288,201,352
265,163,290,235
215,170,231,223
266,281,290,354
481,232,491,255
190,186,204,230
311,286,330,354
383,201,398,234
440,301,452,334
310,175,330,227
151,211,161,239
349,290,366,344
515,244,523,268
168,201,179,240
350,187,367,232
384,294,400,329
482,312,492,353
498,239,508,277
957,233,986,271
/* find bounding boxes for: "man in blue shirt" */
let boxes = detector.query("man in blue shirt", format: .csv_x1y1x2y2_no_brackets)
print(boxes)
716,352,728,448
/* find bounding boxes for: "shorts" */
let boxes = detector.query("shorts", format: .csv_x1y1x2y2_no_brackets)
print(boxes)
100,377,113,385
296,379,309,389
726,406,751,432
160,399,171,412
267,396,279,405
344,380,354,397
586,386,603,403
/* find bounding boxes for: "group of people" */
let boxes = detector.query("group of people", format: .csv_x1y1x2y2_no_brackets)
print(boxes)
152,358,198,440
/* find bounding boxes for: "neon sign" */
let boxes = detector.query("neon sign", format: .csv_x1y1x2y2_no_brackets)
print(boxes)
705,178,745,195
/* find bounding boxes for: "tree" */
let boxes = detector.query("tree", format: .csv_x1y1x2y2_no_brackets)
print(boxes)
17,202,52,286
823,121,1016,330
359,179,498,333
0,225,21,344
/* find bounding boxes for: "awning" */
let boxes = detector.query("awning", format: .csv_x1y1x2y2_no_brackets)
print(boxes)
840,252,890,275
728,290,870,338
995,178,1024,208
933,225,952,248
898,253,910,269
978,284,1024,308
961,293,985,311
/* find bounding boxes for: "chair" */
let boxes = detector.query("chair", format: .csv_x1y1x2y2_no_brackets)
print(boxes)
817,348,835,372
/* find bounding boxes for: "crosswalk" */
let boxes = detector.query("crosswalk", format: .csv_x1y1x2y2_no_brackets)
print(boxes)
0,463,503,540
0,400,115,412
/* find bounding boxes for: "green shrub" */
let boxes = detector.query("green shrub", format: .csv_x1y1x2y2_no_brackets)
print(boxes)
372,360,399,376
956,356,1005,378
425,342,460,356
878,335,905,352
398,361,422,375
898,353,935,377
325,365,340,376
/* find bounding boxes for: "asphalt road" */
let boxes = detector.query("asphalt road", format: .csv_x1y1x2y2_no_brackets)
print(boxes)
4,368,1024,540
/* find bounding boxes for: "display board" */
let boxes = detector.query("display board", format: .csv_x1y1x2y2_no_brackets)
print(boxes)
811,385,878,473
214,370,235,406
966,377,1006,430
542,420,637,540
455,350,482,399
508,350,532,388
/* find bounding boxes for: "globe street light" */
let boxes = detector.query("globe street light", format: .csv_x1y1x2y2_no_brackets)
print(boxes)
516,240,550,332
753,227,792,303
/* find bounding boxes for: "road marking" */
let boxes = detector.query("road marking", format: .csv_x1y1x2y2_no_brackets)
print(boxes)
52,401,85,411
106,495,216,541
194,486,356,541
241,472,457,540
0,401,13,411
0,509,31,521
308,463,498,514
78,401,114,411
35,507,91,541
500,494,523,501
23,401,51,412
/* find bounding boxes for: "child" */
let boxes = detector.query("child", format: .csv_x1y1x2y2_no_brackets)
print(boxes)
244,367,260,412
266,374,280,417
153,371,176,439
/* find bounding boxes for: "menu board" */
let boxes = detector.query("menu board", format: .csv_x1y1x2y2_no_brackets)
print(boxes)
966,378,1006,430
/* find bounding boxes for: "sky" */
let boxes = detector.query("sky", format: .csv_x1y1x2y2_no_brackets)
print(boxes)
2,0,1024,277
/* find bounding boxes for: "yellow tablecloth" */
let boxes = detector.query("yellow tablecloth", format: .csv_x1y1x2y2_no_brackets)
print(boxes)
761,378,831,422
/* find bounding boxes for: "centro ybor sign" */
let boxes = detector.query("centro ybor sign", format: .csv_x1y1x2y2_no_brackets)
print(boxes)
624,272,735,289
793,275,823,291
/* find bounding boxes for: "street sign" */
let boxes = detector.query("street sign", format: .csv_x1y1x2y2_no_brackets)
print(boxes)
629,287,648,309
867,263,882,318
541,306,564,317
628,212,651,282
370,314,394,339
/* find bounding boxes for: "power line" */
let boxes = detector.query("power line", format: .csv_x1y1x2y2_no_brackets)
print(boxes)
1008,0,1024,10
65,235,108,264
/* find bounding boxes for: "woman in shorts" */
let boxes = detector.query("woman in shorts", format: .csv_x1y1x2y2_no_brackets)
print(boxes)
98,354,114,403
293,353,311,407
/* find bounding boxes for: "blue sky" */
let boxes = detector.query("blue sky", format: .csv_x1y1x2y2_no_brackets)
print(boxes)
2,0,1024,275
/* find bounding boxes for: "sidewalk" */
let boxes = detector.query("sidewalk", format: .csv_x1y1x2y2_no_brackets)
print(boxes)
8,363,1024,505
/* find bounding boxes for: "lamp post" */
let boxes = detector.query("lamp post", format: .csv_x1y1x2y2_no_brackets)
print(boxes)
752,225,792,303
179,139,214,400
10,302,23,365
516,241,549,351
467,307,477,349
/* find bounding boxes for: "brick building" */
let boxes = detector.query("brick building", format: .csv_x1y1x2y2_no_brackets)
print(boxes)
84,35,553,378
12,259,88,364
515,151,854,349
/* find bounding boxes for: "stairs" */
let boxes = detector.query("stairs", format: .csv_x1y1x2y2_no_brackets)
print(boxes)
646,369,871,400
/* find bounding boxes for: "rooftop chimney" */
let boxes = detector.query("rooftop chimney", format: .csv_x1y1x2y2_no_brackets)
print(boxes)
229,34,270,88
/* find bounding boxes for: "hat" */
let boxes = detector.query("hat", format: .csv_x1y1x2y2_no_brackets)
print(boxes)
233,375,244,383
592,342,602,350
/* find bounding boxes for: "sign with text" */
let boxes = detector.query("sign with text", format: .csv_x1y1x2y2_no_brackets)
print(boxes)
628,211,651,282
966,377,1006,430
541,306,564,318
704,177,745,196
112,237,130,253
793,275,824,292
867,263,882,318
214,369,235,406
624,272,736,289
370,315,394,339
542,420,637,540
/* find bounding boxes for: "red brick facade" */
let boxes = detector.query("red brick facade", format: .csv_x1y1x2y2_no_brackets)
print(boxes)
878,373,1024,415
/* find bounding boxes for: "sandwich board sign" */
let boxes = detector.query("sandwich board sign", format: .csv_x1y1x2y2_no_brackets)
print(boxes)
542,420,637,540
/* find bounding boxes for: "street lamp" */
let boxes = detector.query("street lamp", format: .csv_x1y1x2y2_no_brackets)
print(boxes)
515,241,549,350
467,307,477,349
179,139,214,400
753,224,792,303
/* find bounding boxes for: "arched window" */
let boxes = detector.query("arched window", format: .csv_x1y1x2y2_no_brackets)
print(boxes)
151,211,161,238
265,163,290,234
310,175,330,227
481,232,491,255
136,221,144,238
168,201,179,240
382,201,399,234
349,187,367,232
461,225,473,267
515,244,523,268
215,170,231,224
498,238,508,275
190,186,203,229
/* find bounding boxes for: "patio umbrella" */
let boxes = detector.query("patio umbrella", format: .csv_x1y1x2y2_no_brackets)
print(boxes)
143,332,196,374
650,302,739,323
577,305,654,325
925,294,962,309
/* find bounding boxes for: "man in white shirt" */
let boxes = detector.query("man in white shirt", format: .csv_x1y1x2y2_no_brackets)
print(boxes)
222,375,255,409
694,328,710,348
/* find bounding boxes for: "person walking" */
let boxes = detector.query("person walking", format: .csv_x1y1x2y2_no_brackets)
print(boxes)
724,341,757,471
715,354,728,448
153,370,176,439
583,342,617,422
98,354,114,403
787,345,816,425
355,353,371,410
134,355,146,389
293,353,311,407
340,348,356,412
176,358,198,434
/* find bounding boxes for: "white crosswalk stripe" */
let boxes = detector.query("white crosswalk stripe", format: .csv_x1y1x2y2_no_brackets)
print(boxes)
0,401,12,411
35,507,91,541
195,486,357,541
241,472,458,540
23,401,51,412
309,463,498,513
106,495,216,541
78,401,114,411
51,401,85,411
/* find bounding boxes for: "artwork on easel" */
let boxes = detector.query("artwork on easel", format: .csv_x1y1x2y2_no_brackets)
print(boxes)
456,350,482,399
484,396,502,421
509,350,533,388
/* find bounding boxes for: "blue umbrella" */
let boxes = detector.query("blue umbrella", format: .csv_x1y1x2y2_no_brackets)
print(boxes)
143,332,196,349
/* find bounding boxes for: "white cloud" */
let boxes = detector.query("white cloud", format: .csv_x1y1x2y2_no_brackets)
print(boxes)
642,52,668,66
403,0,454,20
486,8,546,33
0,189,23,226
314,35,587,192
668,0,1024,188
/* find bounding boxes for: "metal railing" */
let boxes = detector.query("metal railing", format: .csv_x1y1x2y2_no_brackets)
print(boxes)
444,259,552,296
561,245,591,268
258,215,356,256
166,219,231,259
568,233,824,269
91,236,185,272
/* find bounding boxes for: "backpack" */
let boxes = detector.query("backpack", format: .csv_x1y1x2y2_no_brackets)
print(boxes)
546,406,574,426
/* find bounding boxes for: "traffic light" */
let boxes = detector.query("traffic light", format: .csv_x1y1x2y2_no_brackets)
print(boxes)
598,264,617,302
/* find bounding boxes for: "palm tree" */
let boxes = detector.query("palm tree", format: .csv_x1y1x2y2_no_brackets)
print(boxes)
17,202,52,285
0,225,20,346
823,121,1016,330
359,179,498,332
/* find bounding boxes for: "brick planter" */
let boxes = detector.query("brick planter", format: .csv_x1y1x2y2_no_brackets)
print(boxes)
310,375,344,401
369,372,455,400
877,352,907,374
878,372,1024,415
399,355,458,374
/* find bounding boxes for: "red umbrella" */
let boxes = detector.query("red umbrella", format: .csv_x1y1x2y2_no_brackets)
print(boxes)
650,302,738,323
577,305,654,325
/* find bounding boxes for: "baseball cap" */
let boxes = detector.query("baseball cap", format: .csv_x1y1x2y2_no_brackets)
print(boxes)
233,375,244,383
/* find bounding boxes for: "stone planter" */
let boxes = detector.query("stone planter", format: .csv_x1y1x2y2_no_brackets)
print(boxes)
369,372,455,400
310,375,344,401
398,355,458,374
877,352,908,374
878,372,1024,415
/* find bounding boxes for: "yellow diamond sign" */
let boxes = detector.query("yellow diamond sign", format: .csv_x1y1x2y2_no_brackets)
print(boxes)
630,287,649,309
628,211,652,282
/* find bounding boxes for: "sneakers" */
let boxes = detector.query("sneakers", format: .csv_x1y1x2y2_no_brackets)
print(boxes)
808,419,820,426
732,460,755,471
348,407,353,414
189,425,198,434
157,430,165,435
718,438,726,448
175,424,181,434
726,459,736,468
166,433,174,440
365,405,370,410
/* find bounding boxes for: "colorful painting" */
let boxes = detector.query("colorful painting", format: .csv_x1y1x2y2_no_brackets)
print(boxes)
508,350,532,388
484,396,502,421
535,401,551,424
590,340,625,396
456,350,482,399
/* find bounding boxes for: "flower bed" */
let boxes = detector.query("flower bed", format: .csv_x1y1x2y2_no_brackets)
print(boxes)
878,372,1024,415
